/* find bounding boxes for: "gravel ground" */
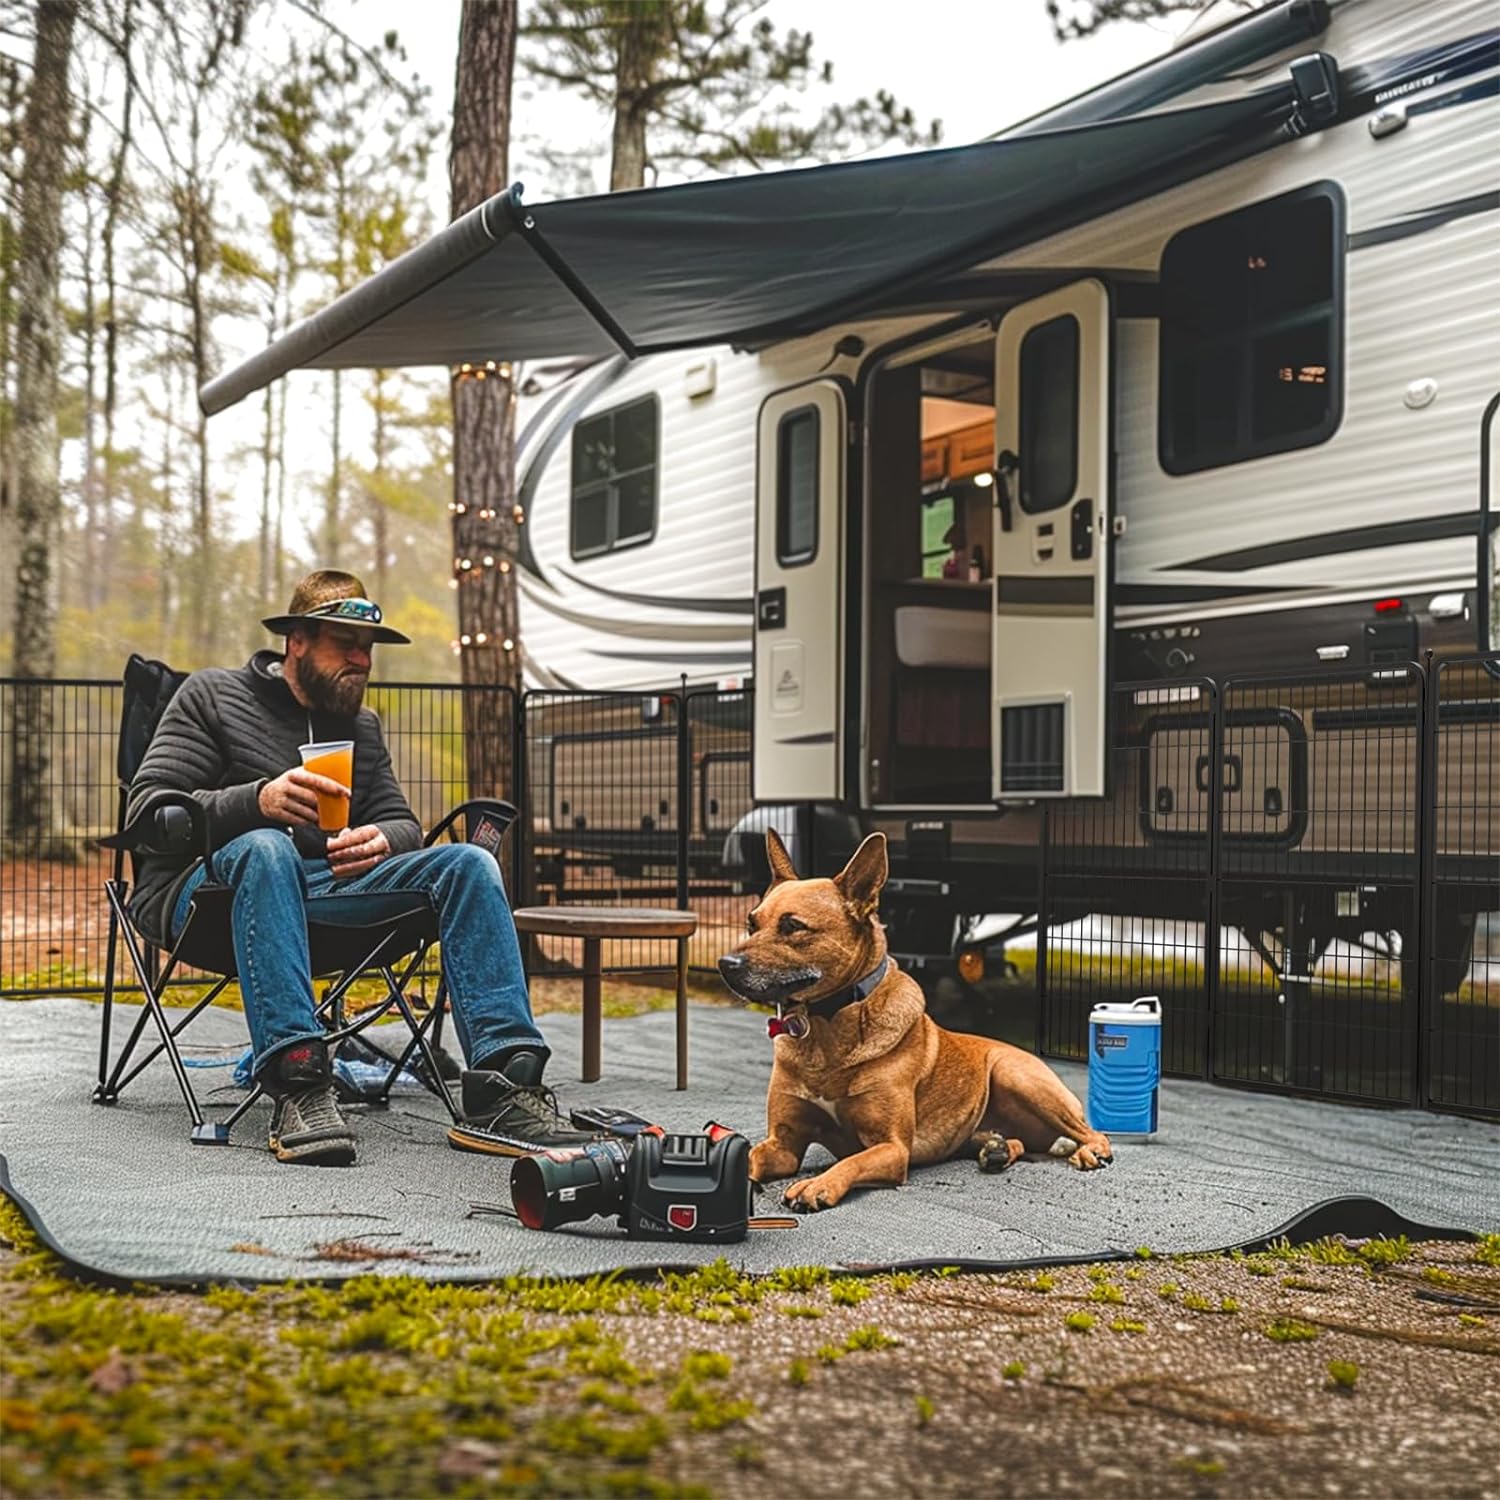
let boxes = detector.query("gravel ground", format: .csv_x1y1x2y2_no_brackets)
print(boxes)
633,1240,1500,1500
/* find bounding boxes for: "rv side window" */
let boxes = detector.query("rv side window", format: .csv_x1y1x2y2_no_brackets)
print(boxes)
570,395,659,559
776,406,819,567
1158,183,1343,475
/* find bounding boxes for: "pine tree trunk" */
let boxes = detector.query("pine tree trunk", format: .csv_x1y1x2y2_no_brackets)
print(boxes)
609,6,661,191
6,0,79,857
100,0,134,615
449,0,520,800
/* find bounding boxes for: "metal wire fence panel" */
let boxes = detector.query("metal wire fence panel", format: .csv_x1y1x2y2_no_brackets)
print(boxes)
1042,680,1217,1077
2,678,123,993
1426,656,1500,1114
1212,665,1425,1106
368,681,519,887
518,687,754,980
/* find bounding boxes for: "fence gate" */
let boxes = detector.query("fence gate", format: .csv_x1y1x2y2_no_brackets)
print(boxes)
1039,656,1498,1118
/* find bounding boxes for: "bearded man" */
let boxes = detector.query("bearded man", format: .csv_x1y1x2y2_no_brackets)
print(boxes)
126,570,593,1166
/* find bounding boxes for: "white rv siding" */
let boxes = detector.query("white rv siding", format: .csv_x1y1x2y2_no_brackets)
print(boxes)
514,0,1497,685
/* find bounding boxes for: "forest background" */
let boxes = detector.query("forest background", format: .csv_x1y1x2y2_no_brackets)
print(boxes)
0,0,1184,698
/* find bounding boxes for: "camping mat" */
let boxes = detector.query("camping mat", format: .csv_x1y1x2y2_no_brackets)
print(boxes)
1,999,1496,1286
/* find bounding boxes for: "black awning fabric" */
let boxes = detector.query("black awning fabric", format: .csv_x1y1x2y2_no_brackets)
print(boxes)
199,84,1293,416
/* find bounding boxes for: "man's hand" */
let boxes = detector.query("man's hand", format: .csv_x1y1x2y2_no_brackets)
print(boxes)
258,767,348,828
326,824,391,880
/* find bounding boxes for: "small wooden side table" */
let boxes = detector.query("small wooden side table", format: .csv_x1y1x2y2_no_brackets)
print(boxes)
511,906,698,1089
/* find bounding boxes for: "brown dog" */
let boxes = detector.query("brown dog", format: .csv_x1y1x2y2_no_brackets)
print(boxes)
717,830,1112,1212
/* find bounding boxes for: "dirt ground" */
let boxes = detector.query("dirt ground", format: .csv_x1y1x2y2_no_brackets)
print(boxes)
2,1206,1496,1500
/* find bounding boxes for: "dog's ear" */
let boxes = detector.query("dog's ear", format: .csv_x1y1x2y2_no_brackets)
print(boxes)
765,827,799,886
834,832,887,920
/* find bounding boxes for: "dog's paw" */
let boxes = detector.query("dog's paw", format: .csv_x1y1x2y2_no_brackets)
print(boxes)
1066,1138,1113,1170
782,1173,844,1212
976,1133,1023,1174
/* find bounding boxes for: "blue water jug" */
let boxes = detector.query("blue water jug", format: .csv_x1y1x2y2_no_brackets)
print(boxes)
1087,997,1162,1137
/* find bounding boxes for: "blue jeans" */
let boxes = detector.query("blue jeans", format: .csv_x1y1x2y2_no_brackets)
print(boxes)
171,829,545,1078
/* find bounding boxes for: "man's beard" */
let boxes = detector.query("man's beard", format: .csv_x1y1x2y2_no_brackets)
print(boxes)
291,652,367,716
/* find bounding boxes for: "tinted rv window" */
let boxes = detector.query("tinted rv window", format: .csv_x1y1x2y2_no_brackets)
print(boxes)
569,395,659,559
1019,314,1079,513
776,406,819,566
1159,183,1343,474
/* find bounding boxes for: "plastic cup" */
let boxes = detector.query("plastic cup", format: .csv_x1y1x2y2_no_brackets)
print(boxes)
299,740,353,832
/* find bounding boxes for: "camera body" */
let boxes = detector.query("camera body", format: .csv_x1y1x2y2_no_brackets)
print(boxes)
509,1122,752,1243
623,1127,751,1241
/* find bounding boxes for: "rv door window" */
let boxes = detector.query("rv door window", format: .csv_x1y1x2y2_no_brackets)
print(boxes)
776,405,820,567
1159,183,1343,474
569,395,659,559
1019,314,1080,513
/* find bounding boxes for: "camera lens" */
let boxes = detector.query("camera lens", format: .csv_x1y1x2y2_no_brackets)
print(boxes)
510,1139,632,1230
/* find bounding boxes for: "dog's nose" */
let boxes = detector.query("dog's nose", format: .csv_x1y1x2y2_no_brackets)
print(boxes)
717,954,746,982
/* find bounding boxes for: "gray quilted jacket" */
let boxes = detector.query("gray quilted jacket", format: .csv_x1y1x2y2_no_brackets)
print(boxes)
126,649,421,939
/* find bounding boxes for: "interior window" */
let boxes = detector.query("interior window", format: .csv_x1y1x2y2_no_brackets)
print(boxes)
1159,183,1343,474
569,395,659,558
776,407,820,566
921,495,956,577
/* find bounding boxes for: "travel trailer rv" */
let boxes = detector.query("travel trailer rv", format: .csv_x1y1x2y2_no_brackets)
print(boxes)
201,0,1499,1012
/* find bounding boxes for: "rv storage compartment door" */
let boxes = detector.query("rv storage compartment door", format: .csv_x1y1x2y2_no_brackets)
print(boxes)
991,279,1113,799
753,380,846,801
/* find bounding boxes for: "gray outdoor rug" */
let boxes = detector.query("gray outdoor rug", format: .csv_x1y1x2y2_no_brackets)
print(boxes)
1,998,1496,1286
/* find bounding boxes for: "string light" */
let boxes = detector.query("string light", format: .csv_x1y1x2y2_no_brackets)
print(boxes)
482,554,494,567
460,633,471,646
447,578,458,589
450,360,515,386
499,560,511,574
512,504,525,524
459,558,473,570
475,632,487,644
503,638,515,652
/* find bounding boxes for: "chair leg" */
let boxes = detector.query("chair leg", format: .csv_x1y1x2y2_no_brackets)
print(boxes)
676,936,689,1091
582,936,602,1083
98,882,123,1093
382,968,460,1121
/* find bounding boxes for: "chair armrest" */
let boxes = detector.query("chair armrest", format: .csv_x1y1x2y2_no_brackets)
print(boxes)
424,798,517,849
100,790,213,868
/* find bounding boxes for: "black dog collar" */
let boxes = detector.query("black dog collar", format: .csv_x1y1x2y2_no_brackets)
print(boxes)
805,956,890,1020
766,957,890,1040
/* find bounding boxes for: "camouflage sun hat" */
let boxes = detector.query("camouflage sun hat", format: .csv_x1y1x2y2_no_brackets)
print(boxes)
260,570,411,645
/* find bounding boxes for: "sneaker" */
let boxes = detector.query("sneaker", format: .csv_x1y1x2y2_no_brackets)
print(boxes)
446,1052,599,1157
265,1042,357,1166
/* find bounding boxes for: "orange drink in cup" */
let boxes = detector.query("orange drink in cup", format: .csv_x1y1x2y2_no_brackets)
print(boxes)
299,740,354,832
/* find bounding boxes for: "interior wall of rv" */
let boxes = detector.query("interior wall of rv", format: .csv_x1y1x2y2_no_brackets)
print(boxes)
865,334,998,806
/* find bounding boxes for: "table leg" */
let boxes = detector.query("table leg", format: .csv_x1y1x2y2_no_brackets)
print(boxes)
582,936,602,1082
675,936,689,1091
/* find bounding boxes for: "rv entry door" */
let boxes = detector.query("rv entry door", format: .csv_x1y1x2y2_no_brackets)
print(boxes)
753,380,846,801
991,279,1113,799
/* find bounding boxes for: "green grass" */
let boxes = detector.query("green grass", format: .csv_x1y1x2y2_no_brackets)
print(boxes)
0,1196,938,1499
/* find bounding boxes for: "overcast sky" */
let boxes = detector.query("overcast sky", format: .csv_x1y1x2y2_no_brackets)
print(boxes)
353,0,1184,201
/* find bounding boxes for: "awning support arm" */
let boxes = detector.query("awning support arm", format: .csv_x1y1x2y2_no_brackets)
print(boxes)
499,189,640,361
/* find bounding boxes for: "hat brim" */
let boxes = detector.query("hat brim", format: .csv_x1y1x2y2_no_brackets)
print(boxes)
261,613,411,645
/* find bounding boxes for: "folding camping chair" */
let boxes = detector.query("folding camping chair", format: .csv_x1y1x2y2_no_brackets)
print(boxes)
94,652,517,1144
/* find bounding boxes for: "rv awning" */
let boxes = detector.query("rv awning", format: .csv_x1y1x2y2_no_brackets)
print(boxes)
200,82,1298,416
